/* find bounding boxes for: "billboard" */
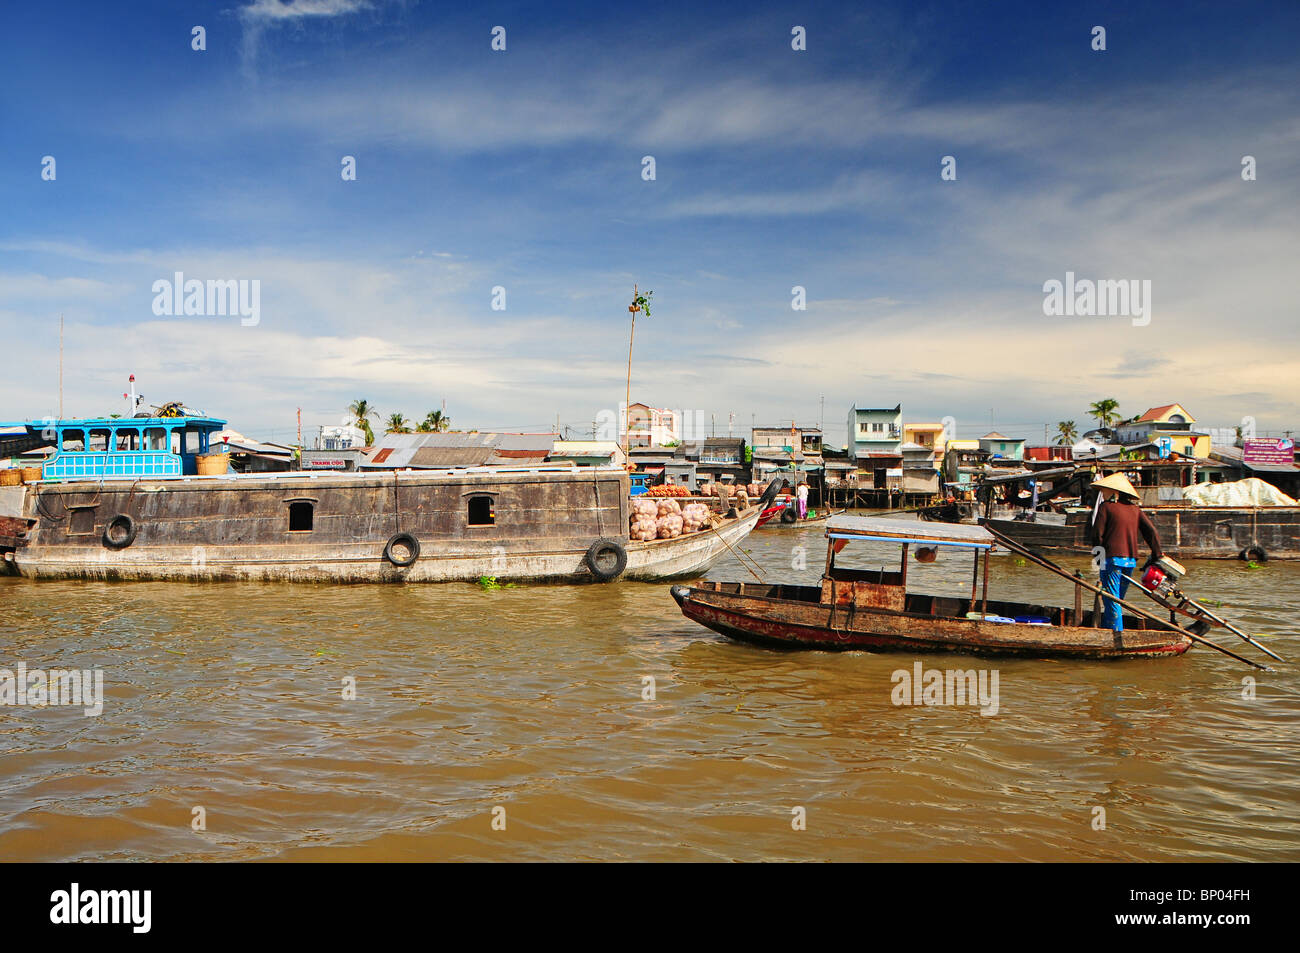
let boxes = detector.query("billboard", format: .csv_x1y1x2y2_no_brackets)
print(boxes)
1242,437,1295,467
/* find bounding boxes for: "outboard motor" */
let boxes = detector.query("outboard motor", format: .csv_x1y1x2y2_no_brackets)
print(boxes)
1141,555,1187,600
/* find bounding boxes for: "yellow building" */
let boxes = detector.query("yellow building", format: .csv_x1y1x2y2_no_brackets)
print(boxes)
903,423,948,464
1116,403,1211,459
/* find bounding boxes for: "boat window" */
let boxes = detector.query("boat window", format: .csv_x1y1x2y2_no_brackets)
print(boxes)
88,429,110,451
468,495,495,526
115,428,141,451
144,428,168,451
288,501,313,532
171,430,181,453
68,508,96,535
183,428,202,454
61,429,85,452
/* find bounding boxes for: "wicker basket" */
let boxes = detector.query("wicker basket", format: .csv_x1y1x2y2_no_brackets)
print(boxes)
196,453,230,476
21,466,43,482
0,469,21,486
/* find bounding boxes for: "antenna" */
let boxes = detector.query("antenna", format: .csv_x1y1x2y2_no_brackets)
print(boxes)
58,313,64,418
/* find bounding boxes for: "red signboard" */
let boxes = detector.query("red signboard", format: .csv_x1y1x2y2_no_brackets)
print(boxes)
1243,437,1295,466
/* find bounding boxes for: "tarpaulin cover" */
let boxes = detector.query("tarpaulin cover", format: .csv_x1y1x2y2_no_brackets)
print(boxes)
1181,477,1296,507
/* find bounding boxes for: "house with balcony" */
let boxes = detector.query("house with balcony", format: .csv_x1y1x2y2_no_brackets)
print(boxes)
846,405,903,492
847,405,902,459
902,422,946,469
1115,403,1211,459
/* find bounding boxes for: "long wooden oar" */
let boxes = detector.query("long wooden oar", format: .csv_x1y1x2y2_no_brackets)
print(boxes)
707,511,766,582
985,526,1271,671
1124,575,1285,663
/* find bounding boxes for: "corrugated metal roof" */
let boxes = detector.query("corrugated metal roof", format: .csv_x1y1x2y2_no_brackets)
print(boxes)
408,447,497,467
490,449,549,462
552,441,620,453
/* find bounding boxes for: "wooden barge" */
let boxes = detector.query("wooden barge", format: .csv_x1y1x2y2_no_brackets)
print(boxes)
671,516,1193,660
0,416,765,584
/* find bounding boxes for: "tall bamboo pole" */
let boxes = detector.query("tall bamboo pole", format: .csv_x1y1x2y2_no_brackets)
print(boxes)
623,283,638,466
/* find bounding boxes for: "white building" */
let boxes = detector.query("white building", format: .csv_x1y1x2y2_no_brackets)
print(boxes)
317,425,366,451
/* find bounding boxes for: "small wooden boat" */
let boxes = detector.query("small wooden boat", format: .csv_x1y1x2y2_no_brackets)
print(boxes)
671,515,1194,660
755,500,843,529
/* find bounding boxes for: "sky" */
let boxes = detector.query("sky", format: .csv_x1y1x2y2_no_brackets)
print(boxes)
2,0,1297,448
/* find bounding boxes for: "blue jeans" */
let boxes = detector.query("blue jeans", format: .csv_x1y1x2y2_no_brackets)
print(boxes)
1101,557,1137,632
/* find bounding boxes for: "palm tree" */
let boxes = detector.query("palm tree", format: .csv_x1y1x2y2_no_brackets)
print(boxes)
386,413,411,434
421,410,450,432
1055,421,1078,445
1088,398,1120,433
348,399,378,446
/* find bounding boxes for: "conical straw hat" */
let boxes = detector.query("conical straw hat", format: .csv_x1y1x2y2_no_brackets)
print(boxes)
1091,472,1139,499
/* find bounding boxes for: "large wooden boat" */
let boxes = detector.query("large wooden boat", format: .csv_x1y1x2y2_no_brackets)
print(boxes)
0,416,766,584
671,516,1194,659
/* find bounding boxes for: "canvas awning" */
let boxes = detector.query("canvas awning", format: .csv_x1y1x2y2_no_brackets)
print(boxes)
825,515,996,550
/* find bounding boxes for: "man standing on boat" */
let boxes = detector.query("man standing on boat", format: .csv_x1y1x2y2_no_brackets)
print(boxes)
1089,473,1163,634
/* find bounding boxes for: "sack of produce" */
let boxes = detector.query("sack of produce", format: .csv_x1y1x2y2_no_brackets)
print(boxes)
656,499,682,517
680,502,710,533
656,513,683,538
629,513,658,540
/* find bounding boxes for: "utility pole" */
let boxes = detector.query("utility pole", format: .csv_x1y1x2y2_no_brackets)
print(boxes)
296,407,302,451
58,313,64,419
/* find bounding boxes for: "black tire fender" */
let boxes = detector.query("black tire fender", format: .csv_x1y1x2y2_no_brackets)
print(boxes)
1241,545,1267,562
585,537,628,582
758,478,782,509
780,506,798,524
384,532,420,567
103,514,137,549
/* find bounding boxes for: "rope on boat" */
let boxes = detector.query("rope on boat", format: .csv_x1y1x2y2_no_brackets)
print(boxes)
706,510,766,582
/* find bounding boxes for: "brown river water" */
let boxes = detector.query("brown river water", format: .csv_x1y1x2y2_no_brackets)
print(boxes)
2,519,1298,862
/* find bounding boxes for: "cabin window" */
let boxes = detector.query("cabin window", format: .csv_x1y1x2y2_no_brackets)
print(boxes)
115,429,140,451
182,429,203,454
88,429,110,451
468,496,495,526
288,501,314,532
61,429,85,452
145,428,168,451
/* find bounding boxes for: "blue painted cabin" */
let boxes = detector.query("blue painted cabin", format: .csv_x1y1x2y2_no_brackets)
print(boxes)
27,417,228,479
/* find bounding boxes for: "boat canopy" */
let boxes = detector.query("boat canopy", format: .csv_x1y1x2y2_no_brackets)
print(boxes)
825,515,997,550
28,416,228,480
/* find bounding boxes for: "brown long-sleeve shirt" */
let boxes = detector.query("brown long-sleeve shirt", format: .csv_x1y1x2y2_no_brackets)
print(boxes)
1090,500,1163,560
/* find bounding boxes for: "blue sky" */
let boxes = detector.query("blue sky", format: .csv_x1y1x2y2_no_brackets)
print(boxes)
2,0,1297,446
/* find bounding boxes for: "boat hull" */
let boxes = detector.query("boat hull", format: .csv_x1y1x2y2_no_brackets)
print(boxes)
671,584,1192,660
2,469,761,584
